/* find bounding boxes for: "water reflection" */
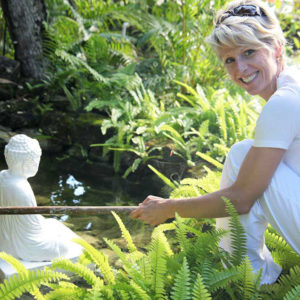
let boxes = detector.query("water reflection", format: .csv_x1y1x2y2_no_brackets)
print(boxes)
51,174,87,205
0,155,164,250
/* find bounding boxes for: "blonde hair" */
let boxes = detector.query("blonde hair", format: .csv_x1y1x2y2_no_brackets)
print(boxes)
206,0,286,57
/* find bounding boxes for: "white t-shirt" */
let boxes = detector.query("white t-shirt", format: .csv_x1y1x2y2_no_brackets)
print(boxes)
253,66,300,176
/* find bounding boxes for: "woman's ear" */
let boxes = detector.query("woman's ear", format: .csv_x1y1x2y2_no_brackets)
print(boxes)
274,40,283,59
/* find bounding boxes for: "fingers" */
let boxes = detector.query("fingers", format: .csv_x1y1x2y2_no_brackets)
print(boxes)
129,195,166,226
130,207,141,219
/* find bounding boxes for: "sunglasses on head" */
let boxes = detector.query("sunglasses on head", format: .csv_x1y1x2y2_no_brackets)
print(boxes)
217,5,266,25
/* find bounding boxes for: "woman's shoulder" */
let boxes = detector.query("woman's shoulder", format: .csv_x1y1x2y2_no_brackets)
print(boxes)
276,66,300,96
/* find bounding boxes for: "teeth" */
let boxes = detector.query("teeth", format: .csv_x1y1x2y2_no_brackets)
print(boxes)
241,73,256,83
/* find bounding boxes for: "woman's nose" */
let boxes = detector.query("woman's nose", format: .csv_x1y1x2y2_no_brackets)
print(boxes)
236,57,247,73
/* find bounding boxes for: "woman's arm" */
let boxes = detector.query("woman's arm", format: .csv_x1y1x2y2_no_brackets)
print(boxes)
130,146,285,226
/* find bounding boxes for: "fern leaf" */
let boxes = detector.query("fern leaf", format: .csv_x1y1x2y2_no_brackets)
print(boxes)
45,286,86,300
0,252,45,300
151,229,174,257
223,197,247,266
275,265,300,298
104,238,147,290
192,273,212,300
104,238,129,268
199,259,214,288
55,49,107,83
265,230,300,269
84,281,104,300
170,185,202,199
283,285,300,300
237,256,256,300
136,256,152,285
208,268,239,292
0,252,27,274
174,213,190,253
130,281,151,300
149,233,167,299
111,211,137,253
148,164,177,189
72,238,115,284
171,257,191,300
51,258,102,287
0,269,68,300
196,151,223,169
78,251,93,266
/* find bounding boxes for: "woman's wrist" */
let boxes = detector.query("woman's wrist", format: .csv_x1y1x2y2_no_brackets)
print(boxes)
164,198,177,219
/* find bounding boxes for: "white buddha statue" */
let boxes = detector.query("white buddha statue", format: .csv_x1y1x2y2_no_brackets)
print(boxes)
0,134,82,262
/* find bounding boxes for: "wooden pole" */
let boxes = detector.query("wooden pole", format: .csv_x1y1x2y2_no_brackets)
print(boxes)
0,206,138,215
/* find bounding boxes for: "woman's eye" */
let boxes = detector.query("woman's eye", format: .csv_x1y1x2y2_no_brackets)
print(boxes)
244,49,255,56
225,57,234,64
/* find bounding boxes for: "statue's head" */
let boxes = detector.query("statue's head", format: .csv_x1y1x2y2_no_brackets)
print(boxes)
4,134,42,178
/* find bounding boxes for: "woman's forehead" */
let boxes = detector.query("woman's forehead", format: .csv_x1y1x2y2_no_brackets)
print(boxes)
218,45,244,58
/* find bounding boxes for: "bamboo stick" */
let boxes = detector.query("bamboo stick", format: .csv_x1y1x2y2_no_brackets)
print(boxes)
0,206,139,215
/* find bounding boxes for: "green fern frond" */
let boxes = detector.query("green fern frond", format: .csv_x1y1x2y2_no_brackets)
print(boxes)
265,229,300,269
130,281,151,300
175,168,221,197
51,258,102,287
111,211,137,253
223,197,247,266
171,257,191,300
45,286,86,300
265,230,300,269
275,265,300,298
170,184,202,199
151,228,174,257
152,223,176,236
192,273,212,300
136,256,152,285
148,164,177,189
104,238,129,267
125,251,145,263
237,256,256,300
199,259,214,287
0,252,45,300
271,250,300,270
104,238,147,289
78,250,93,266
84,281,104,300
72,238,115,284
174,213,190,253
149,233,167,299
0,252,27,274
283,285,300,300
265,230,292,252
208,268,239,292
196,152,223,170
55,49,107,83
0,268,68,300
214,97,227,142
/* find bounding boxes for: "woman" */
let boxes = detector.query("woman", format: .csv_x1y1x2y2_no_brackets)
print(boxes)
131,0,300,285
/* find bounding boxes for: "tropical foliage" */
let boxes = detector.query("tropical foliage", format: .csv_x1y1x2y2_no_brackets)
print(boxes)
1,169,300,299
2,0,299,175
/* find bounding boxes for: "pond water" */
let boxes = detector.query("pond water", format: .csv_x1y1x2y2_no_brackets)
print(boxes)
0,155,166,252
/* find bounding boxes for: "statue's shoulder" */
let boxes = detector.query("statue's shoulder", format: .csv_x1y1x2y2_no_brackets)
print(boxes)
0,170,31,192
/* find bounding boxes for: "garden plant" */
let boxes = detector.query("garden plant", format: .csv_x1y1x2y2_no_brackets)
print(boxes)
0,0,300,299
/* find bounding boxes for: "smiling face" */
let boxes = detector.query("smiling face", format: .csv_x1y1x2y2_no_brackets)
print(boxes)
219,45,281,100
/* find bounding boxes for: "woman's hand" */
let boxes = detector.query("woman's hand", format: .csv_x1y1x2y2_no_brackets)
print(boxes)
130,195,173,226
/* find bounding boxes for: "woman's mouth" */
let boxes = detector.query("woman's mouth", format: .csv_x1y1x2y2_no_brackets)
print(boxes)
240,72,258,84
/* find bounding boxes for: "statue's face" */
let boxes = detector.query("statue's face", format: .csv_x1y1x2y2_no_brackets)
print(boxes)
23,155,41,178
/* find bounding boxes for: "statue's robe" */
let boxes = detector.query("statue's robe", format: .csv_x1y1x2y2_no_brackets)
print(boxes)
0,170,82,261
